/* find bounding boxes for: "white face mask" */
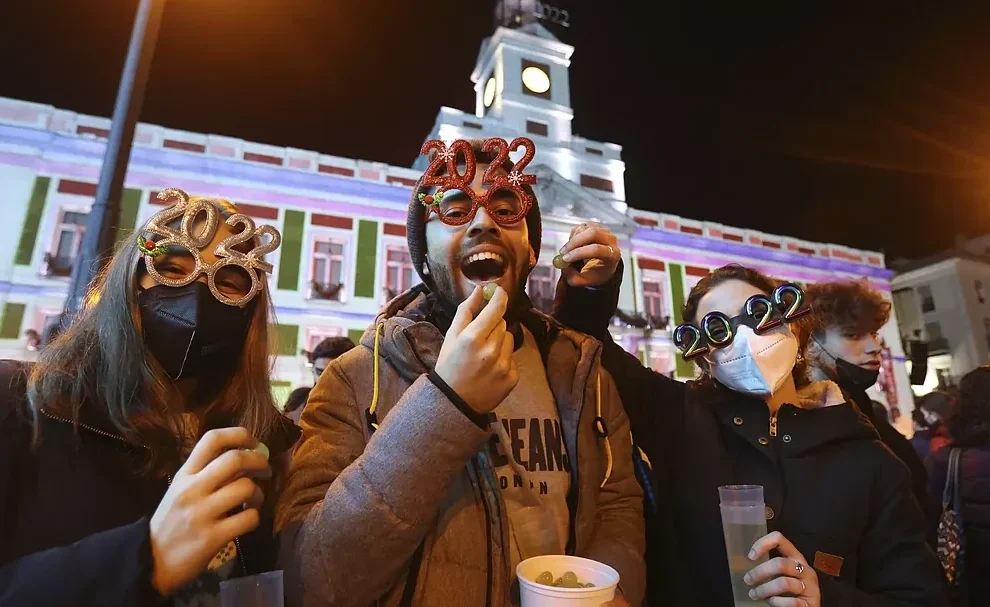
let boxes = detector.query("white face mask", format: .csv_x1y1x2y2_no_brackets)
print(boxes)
707,325,798,396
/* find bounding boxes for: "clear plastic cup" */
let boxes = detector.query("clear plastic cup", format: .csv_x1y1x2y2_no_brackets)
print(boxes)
719,486,768,606
219,570,284,607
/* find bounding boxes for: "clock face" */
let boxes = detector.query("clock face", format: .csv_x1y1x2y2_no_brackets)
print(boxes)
521,66,551,94
484,77,496,107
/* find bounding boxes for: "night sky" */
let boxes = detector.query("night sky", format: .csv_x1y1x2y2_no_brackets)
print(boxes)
3,0,990,261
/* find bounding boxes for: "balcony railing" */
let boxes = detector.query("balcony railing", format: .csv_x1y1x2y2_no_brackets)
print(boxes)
311,281,344,301
41,253,73,277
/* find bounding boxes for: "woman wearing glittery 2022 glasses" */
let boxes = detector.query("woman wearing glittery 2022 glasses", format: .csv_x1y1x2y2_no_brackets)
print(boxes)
0,189,299,606
550,225,947,607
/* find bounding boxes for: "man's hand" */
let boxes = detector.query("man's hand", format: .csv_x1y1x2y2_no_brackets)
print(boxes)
558,222,620,288
434,285,519,414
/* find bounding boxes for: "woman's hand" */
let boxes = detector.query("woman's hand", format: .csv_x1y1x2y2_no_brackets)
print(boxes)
557,222,621,288
745,531,821,607
149,427,271,596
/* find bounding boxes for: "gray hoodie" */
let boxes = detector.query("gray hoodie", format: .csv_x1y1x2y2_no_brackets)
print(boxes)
275,288,646,606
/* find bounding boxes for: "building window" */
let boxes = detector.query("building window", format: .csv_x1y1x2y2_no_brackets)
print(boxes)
527,265,556,313
641,278,670,329
647,348,675,377
579,174,614,192
925,321,949,354
383,245,415,301
44,209,88,277
526,120,549,136
305,326,343,355
918,285,935,313
977,280,986,304
311,239,346,301
585,147,603,156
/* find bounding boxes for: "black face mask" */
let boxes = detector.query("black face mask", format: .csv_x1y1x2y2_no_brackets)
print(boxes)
813,337,880,392
138,282,252,384
834,357,881,392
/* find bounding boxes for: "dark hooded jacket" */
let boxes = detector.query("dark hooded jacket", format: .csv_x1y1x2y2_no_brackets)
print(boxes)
0,360,300,606
551,264,947,607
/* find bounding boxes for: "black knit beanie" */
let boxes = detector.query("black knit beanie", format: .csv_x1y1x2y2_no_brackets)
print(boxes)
406,143,542,293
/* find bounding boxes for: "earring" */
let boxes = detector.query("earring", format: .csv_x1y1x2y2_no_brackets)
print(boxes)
422,263,430,275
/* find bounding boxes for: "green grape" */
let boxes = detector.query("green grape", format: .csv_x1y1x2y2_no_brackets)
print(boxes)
553,577,564,587
535,571,554,586
552,254,569,269
483,283,497,300
561,571,578,586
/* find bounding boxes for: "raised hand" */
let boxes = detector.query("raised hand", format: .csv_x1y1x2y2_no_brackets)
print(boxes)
149,427,271,596
557,222,620,288
434,285,519,414
745,531,821,607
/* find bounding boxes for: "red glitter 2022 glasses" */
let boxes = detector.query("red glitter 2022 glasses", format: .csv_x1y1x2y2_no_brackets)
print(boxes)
416,137,538,227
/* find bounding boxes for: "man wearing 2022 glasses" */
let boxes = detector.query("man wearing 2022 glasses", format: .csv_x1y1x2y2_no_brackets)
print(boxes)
552,226,945,607
276,140,645,606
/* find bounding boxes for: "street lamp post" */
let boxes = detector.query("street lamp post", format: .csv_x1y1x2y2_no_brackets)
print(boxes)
63,0,167,317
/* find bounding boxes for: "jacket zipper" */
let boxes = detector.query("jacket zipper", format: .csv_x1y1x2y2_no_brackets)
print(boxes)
40,409,247,575
769,411,778,438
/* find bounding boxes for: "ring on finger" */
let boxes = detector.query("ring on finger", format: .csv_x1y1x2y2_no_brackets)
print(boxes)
794,561,805,576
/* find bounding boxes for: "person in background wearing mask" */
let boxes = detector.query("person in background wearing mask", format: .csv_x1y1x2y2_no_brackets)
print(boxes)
913,391,953,459
276,139,645,606
0,189,298,606
552,225,946,606
793,280,930,524
283,337,358,425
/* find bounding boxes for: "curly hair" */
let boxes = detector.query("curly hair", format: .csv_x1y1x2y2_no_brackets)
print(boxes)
948,366,990,447
793,280,891,350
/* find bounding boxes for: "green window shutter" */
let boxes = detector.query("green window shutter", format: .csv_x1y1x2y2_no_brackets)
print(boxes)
273,324,299,356
353,220,379,298
667,263,695,379
348,328,365,346
271,380,293,409
113,188,143,246
277,210,305,291
14,177,50,266
0,303,27,339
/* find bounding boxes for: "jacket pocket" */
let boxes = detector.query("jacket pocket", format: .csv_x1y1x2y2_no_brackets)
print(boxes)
784,530,858,583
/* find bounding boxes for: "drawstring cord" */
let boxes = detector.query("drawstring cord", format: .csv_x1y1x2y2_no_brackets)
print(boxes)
595,372,613,488
365,323,384,433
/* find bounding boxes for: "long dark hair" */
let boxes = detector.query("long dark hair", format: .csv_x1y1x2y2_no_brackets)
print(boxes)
28,199,283,477
948,366,990,447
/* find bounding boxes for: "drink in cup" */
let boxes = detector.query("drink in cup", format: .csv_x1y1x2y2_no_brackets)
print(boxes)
719,485,769,606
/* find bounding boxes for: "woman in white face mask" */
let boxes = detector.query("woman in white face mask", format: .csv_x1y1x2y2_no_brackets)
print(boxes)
551,234,947,607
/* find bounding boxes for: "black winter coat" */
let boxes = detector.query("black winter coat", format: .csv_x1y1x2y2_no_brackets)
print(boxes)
845,386,938,543
0,360,300,606
552,268,947,607
926,445,990,600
